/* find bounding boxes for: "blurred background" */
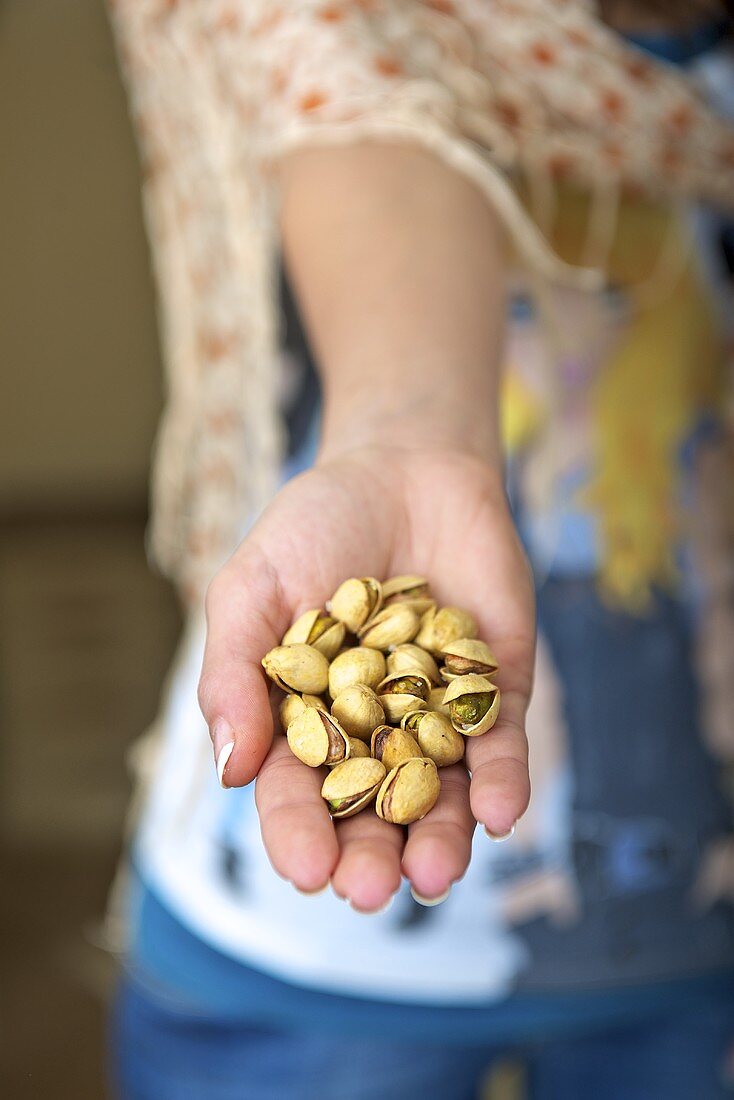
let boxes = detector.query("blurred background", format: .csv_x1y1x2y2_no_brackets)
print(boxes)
1,2,181,1094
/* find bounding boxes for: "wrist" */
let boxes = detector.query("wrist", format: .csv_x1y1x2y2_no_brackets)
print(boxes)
317,389,502,468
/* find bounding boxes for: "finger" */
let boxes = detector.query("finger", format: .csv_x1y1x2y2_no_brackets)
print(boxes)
198,545,291,787
402,765,474,902
332,810,405,913
466,687,530,838
255,738,339,892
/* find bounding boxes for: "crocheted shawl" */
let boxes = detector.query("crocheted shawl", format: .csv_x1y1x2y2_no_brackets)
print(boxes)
108,0,734,603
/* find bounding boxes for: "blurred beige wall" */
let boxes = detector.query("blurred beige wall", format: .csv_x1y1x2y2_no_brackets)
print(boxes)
0,0,162,512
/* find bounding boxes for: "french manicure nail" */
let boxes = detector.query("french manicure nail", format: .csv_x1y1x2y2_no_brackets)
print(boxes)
298,883,329,897
410,886,450,907
212,718,234,783
348,895,395,915
216,740,235,788
486,823,516,843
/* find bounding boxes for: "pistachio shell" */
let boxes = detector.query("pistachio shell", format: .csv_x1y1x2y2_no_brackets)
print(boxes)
303,694,329,710
415,606,479,655
381,696,428,724
376,757,440,825
328,647,386,697
262,644,330,695
331,684,385,741
377,669,431,723
377,670,431,696
381,575,434,615
347,736,371,759
279,693,306,731
282,610,346,660
321,757,386,818
328,577,382,633
287,708,350,767
443,673,500,736
427,684,450,716
403,710,465,767
386,644,441,685
440,638,499,681
370,725,423,772
358,605,420,650
279,692,327,732
381,575,429,601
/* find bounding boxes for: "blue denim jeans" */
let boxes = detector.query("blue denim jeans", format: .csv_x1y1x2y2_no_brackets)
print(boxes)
111,974,734,1100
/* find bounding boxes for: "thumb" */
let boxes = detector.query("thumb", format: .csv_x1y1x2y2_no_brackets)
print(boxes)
198,549,289,788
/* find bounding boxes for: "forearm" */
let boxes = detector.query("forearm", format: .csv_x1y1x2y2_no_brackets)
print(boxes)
279,144,507,466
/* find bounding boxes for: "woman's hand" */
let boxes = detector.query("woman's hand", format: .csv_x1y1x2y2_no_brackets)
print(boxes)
198,444,534,911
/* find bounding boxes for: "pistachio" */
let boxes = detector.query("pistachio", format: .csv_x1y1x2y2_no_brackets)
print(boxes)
279,693,306,732
278,692,328,733
402,710,465,767
440,638,499,682
347,736,371,759
376,757,440,825
321,757,386,818
358,605,420,651
328,577,382,633
428,684,450,717
370,725,423,772
303,694,329,710
415,606,479,655
381,575,434,615
386,643,441,685
287,708,350,768
282,609,346,661
262,644,329,695
331,684,385,742
376,669,431,723
328,647,386,698
443,673,500,736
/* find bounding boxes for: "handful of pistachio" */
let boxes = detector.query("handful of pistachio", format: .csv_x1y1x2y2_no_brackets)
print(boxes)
262,576,500,826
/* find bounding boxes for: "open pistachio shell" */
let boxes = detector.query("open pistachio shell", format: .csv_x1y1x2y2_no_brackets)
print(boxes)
321,757,386,818
282,609,346,662
376,757,440,825
377,670,431,698
443,673,500,736
402,710,465,767
386,644,441,685
278,692,327,733
415,606,479,655
376,669,431,723
427,684,450,717
347,736,371,759
328,577,382,633
331,684,385,742
328,647,386,697
381,575,434,615
358,605,420,651
262,644,329,695
382,696,428,724
287,708,350,768
440,638,499,682
370,725,423,772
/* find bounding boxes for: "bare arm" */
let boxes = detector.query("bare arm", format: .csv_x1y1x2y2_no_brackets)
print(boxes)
199,143,534,909
280,143,505,464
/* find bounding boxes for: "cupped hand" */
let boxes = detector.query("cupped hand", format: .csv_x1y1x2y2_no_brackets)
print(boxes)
198,446,534,911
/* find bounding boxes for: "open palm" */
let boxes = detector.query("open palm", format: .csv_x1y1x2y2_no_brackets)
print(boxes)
199,446,535,911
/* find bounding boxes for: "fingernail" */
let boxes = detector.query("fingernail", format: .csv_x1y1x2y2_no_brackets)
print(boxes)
298,882,329,897
410,886,450,907
485,823,516,843
348,895,395,915
215,739,235,788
